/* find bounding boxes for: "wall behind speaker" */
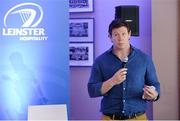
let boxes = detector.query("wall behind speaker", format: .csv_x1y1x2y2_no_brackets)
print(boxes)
115,6,139,36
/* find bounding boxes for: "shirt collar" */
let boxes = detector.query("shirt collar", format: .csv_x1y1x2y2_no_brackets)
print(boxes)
107,45,136,59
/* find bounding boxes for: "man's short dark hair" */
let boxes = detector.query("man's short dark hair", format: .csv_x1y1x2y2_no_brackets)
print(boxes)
108,19,131,36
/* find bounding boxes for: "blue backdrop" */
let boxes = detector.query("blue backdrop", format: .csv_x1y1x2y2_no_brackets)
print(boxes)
0,0,69,119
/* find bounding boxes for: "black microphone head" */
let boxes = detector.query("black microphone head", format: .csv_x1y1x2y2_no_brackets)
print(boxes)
122,56,128,68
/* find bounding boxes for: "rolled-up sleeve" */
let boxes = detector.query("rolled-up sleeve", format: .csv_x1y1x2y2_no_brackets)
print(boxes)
145,57,160,100
88,61,103,97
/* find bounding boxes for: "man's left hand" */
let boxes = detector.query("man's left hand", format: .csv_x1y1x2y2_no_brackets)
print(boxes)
143,85,158,100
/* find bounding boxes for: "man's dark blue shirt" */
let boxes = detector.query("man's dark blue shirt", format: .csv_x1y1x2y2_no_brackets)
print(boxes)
88,46,160,116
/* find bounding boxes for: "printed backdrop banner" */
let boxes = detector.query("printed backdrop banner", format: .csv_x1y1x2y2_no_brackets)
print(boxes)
0,0,69,120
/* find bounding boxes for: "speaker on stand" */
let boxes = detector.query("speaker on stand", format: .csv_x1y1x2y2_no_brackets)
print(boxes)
115,6,139,36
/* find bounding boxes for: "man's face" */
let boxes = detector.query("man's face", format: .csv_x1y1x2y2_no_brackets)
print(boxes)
110,26,131,50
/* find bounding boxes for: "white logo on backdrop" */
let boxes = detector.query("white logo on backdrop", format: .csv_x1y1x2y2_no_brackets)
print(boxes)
4,3,43,28
2,2,48,41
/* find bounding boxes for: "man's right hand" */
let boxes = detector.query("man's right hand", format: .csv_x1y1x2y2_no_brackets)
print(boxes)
110,68,128,86
101,68,128,95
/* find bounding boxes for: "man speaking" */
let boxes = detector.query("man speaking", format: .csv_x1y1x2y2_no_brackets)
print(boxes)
87,19,160,120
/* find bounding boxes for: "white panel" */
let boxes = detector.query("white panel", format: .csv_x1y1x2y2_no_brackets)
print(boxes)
28,104,67,121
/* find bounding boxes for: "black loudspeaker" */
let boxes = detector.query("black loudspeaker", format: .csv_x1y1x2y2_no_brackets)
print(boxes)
115,6,139,36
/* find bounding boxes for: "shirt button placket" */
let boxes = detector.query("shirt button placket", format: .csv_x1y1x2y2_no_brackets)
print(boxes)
122,83,126,115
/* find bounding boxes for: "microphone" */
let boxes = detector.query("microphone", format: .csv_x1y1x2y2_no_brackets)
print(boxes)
122,56,128,68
